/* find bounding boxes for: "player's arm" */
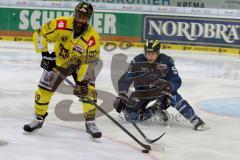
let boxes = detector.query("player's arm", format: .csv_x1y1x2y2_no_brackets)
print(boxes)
166,57,182,93
118,60,137,94
32,19,59,71
114,60,137,113
33,19,59,53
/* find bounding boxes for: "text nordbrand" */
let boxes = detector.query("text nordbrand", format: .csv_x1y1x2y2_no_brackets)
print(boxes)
145,16,240,44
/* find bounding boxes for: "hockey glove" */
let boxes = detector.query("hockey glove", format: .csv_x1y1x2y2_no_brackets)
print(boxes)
74,81,88,98
113,91,128,113
41,51,56,71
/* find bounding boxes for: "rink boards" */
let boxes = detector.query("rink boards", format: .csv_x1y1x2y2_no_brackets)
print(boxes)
0,35,239,55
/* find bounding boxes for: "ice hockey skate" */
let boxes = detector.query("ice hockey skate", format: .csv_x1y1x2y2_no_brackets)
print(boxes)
23,113,48,132
85,120,102,138
150,101,169,122
193,118,209,131
158,110,169,122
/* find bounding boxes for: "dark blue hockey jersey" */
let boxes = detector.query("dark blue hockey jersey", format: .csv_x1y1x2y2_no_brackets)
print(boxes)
118,53,182,94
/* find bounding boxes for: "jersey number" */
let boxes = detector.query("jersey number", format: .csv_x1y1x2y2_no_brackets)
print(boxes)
172,66,178,74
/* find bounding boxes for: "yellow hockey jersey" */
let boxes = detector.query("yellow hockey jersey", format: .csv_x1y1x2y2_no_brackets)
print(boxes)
33,16,100,82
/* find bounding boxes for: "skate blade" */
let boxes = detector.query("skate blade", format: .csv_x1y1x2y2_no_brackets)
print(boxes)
89,136,101,143
22,128,41,135
196,124,210,131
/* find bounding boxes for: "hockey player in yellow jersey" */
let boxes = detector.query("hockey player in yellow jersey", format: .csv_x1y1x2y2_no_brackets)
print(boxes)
23,2,102,138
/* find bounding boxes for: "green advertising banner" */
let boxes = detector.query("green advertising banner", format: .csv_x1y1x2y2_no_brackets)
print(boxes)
0,7,142,41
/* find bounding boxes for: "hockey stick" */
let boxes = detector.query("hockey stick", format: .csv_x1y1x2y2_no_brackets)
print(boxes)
57,71,151,151
132,122,166,144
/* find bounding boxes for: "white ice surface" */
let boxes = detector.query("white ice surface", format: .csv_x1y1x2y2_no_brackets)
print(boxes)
0,41,240,160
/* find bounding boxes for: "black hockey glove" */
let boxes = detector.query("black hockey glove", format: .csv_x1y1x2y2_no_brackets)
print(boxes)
74,81,88,98
41,51,56,71
113,91,128,113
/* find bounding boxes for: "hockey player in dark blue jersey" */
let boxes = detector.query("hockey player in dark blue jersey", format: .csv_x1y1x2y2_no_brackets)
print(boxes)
113,39,209,131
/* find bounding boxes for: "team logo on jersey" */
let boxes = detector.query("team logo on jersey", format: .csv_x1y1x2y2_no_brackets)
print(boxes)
56,20,67,30
156,64,169,76
61,36,68,42
156,64,167,70
87,36,96,47
73,45,84,53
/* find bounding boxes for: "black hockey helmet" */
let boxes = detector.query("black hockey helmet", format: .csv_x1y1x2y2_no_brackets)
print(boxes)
144,39,161,55
75,2,93,18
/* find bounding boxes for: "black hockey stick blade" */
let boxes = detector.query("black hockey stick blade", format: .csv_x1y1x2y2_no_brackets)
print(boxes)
132,122,166,144
146,132,166,144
